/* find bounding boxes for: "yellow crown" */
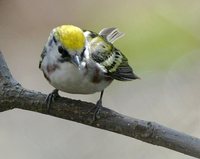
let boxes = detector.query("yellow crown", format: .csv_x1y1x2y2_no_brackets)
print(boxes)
54,25,85,51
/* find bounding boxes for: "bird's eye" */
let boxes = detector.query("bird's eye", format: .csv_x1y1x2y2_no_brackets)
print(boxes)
58,46,64,54
58,46,70,60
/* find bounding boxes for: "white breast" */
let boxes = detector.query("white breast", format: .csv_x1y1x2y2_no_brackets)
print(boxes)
43,61,112,94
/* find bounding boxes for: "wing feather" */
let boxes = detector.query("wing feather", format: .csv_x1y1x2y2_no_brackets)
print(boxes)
99,27,125,43
107,49,139,81
85,29,139,81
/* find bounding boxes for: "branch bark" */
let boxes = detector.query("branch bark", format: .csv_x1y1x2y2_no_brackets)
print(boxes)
0,51,200,158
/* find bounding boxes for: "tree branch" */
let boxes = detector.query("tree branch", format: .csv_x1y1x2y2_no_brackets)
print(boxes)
0,51,200,158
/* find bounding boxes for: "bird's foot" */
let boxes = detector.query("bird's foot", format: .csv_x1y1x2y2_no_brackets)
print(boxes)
88,99,102,121
46,89,60,113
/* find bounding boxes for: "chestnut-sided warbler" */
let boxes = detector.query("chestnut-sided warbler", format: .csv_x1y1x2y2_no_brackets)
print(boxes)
39,25,139,119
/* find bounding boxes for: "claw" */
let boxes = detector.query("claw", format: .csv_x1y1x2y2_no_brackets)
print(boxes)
46,89,60,113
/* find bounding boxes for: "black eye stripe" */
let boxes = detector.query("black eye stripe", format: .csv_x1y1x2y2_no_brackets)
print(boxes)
58,46,71,60
58,46,64,54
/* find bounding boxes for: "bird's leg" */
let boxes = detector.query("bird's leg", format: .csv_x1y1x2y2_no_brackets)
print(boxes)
92,90,104,120
46,89,60,113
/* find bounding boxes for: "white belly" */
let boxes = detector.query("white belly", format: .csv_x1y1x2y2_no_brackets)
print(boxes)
47,62,111,94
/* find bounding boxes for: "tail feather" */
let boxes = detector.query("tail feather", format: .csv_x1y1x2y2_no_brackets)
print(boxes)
99,27,125,43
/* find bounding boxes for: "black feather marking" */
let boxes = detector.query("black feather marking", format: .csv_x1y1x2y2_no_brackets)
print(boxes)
107,50,139,81
109,67,137,80
53,36,57,44
57,46,71,62
39,47,47,68
41,47,47,59
90,32,98,38
80,47,85,61
91,50,111,63
39,60,42,69
83,30,98,39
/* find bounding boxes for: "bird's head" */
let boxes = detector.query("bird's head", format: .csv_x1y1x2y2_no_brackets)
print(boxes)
44,25,85,67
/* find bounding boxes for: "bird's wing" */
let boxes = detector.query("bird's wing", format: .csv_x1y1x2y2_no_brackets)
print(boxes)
85,29,138,81
92,46,138,81
107,49,139,81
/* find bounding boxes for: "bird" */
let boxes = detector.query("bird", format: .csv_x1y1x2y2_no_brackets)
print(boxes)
39,25,139,120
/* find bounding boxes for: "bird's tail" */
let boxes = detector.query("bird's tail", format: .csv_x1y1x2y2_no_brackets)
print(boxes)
99,27,124,43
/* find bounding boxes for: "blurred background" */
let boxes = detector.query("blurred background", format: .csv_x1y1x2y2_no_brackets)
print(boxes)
0,0,200,158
